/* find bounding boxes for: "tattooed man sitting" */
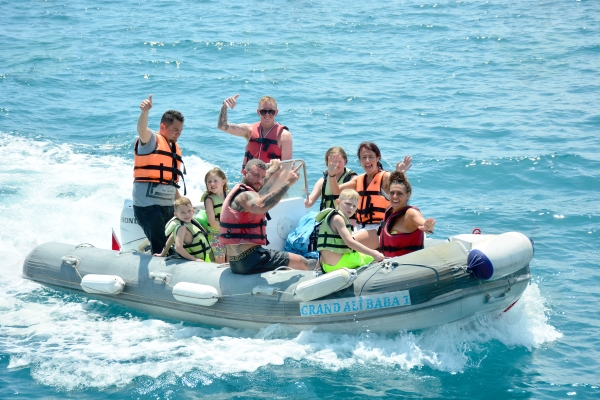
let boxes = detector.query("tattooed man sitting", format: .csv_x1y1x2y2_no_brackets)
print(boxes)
219,159,309,275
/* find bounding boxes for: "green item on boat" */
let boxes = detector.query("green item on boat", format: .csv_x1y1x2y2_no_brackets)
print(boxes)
194,210,210,230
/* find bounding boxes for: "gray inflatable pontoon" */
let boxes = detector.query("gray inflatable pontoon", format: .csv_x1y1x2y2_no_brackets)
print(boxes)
22,232,532,333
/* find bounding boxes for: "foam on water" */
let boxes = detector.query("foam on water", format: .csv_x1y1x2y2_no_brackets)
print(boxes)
0,132,213,256
1,279,559,392
0,134,561,391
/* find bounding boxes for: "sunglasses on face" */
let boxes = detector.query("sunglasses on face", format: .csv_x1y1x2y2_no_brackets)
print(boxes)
259,109,277,116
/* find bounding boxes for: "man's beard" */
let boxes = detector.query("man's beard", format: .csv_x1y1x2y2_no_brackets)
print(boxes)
243,177,262,192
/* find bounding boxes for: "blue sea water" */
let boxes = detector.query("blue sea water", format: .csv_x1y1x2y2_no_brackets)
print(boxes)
1,0,599,398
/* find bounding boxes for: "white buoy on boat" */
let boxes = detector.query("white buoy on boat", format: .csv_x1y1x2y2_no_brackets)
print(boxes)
172,282,220,306
81,274,126,295
467,232,533,280
294,268,357,302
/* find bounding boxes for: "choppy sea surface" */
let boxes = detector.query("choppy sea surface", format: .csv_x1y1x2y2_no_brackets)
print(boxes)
1,0,599,398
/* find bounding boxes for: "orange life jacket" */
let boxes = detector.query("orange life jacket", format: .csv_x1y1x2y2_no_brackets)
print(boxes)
242,122,286,170
355,170,389,224
133,134,185,191
378,206,425,257
219,183,268,245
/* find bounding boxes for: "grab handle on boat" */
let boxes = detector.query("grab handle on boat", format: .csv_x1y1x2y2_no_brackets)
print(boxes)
117,249,138,255
149,272,172,284
271,266,294,274
486,289,510,303
380,261,399,274
279,159,308,196
252,286,280,296
61,255,80,267
75,243,95,249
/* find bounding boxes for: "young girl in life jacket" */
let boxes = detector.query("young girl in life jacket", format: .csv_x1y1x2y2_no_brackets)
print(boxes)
304,146,357,212
201,167,230,263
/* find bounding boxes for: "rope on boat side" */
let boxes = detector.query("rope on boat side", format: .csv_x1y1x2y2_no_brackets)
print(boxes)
218,289,296,298
157,279,294,298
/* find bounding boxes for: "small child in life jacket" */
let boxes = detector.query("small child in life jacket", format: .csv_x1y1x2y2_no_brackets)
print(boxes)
159,197,213,262
305,146,357,212
201,167,229,263
317,189,384,273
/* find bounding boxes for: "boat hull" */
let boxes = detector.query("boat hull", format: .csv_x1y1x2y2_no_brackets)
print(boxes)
22,239,531,333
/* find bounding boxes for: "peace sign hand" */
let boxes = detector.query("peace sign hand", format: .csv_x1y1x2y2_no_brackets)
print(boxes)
285,162,302,186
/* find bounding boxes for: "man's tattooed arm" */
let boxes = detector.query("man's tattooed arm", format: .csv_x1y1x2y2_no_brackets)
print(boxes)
235,185,290,214
258,183,290,210
217,105,250,137
217,104,229,130
231,192,255,212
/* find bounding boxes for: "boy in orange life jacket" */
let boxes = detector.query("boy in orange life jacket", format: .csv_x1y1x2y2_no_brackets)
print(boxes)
217,94,292,171
318,189,384,273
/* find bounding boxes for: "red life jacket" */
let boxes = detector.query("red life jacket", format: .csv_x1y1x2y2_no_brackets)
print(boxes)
378,206,425,257
219,183,268,245
133,133,185,191
356,170,389,224
242,122,286,170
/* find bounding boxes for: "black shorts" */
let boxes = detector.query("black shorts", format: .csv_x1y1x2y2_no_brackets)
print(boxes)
133,204,174,254
229,246,290,275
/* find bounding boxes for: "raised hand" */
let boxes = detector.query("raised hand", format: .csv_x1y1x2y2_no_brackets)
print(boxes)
327,153,344,177
222,94,239,109
140,94,153,112
285,162,302,186
266,159,282,177
396,155,413,173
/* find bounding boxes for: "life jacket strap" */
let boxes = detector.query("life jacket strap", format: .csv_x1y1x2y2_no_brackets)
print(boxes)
249,136,279,151
381,245,423,252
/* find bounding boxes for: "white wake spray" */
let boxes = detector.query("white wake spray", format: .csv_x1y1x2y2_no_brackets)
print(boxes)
0,132,561,391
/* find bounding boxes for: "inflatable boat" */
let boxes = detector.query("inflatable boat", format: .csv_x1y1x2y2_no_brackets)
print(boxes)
22,161,533,333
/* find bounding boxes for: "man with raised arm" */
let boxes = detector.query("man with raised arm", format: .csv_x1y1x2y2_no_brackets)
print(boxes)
219,159,309,274
132,94,186,255
218,94,293,171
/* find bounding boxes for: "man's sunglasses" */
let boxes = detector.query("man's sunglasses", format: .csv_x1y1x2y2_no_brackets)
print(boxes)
259,109,277,116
